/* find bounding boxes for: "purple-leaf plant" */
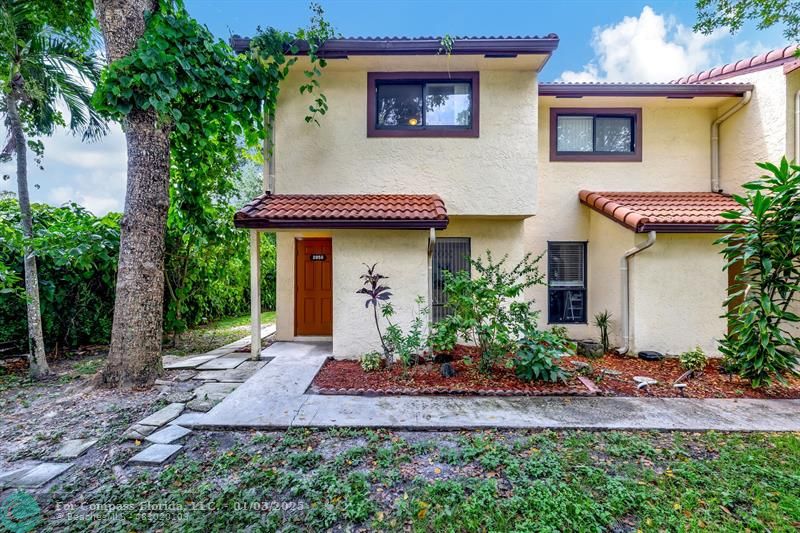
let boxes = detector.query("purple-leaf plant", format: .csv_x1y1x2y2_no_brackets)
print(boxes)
356,263,393,364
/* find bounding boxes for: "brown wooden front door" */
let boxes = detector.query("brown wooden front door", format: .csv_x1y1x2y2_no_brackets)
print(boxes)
295,238,333,336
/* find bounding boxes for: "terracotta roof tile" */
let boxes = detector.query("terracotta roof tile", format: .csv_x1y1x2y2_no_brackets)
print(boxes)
672,45,798,84
579,191,741,232
234,193,448,230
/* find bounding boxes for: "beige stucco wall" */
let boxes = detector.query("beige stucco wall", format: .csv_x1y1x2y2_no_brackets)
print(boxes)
274,67,538,216
438,217,526,266
630,233,727,355
528,98,720,339
274,218,526,359
718,67,789,193
275,229,429,359
583,211,636,345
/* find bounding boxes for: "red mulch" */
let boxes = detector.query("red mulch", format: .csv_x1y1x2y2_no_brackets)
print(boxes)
311,345,590,396
310,345,800,399
567,353,800,399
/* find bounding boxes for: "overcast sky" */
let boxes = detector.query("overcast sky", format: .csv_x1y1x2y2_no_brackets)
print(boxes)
0,1,785,214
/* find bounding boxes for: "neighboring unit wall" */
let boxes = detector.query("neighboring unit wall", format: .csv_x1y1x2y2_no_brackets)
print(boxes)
274,67,538,216
630,233,727,356
786,68,800,162
584,211,636,346
718,67,789,193
529,98,718,339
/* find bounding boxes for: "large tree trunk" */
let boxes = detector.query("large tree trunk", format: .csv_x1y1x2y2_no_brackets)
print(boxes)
7,91,51,379
94,0,171,388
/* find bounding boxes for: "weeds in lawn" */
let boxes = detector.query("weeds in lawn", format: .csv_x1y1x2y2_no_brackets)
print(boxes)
42,430,800,532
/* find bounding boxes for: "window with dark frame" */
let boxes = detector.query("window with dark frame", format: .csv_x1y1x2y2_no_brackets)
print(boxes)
549,108,642,162
432,238,471,322
367,72,479,138
548,242,587,324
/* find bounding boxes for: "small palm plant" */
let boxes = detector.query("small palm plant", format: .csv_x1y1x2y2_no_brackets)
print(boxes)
594,310,612,354
1,0,107,378
356,263,393,364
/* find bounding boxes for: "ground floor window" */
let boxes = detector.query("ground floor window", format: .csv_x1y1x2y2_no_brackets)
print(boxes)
548,241,587,324
432,237,471,322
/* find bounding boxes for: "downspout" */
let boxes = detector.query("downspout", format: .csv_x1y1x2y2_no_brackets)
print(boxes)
795,90,800,161
263,110,276,193
618,231,656,355
711,90,752,192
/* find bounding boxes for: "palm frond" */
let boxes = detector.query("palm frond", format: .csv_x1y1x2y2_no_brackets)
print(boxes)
11,30,109,140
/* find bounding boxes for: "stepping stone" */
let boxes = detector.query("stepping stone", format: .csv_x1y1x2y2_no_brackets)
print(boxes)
196,357,248,371
123,423,159,441
169,412,206,427
128,444,183,466
193,361,267,383
146,425,192,444
137,403,185,427
53,438,97,459
186,382,239,412
0,466,34,488
10,463,73,488
164,355,218,370
174,370,197,382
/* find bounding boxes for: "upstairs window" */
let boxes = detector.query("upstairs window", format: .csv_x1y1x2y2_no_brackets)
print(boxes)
368,72,479,137
550,108,642,162
548,241,587,324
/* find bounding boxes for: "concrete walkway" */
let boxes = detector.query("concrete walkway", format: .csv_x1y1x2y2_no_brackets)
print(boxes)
189,342,800,432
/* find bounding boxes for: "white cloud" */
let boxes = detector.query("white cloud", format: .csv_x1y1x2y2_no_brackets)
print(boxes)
559,6,726,82
731,40,776,62
48,184,122,215
0,120,127,214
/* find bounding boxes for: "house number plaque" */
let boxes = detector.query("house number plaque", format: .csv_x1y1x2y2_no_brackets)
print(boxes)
310,254,327,261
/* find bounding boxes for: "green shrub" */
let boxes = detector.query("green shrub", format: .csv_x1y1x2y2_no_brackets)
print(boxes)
0,198,276,352
514,329,572,383
593,310,612,353
0,200,119,351
383,296,428,373
432,251,545,374
360,351,383,372
717,158,800,386
679,346,707,372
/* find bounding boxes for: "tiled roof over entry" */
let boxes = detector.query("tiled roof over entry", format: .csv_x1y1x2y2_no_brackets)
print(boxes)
579,191,741,233
234,193,448,230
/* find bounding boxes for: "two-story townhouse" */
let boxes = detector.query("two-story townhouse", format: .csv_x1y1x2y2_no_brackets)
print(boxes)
231,35,798,360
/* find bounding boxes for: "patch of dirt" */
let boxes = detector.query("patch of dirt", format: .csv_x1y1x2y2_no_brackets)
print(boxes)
0,357,163,469
568,353,800,399
311,345,800,399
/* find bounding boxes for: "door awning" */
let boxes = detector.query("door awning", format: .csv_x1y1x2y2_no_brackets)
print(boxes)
579,190,742,233
234,193,449,230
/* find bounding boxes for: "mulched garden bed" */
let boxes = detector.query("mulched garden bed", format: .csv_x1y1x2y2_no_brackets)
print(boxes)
310,345,800,399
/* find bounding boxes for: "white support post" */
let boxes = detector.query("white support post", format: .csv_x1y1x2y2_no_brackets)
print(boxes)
250,229,261,360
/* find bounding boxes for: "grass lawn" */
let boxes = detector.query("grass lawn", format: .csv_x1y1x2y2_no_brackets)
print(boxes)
163,310,276,356
41,428,800,532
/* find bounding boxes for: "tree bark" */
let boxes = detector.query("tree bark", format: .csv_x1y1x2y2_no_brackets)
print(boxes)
94,0,171,388
7,91,51,379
